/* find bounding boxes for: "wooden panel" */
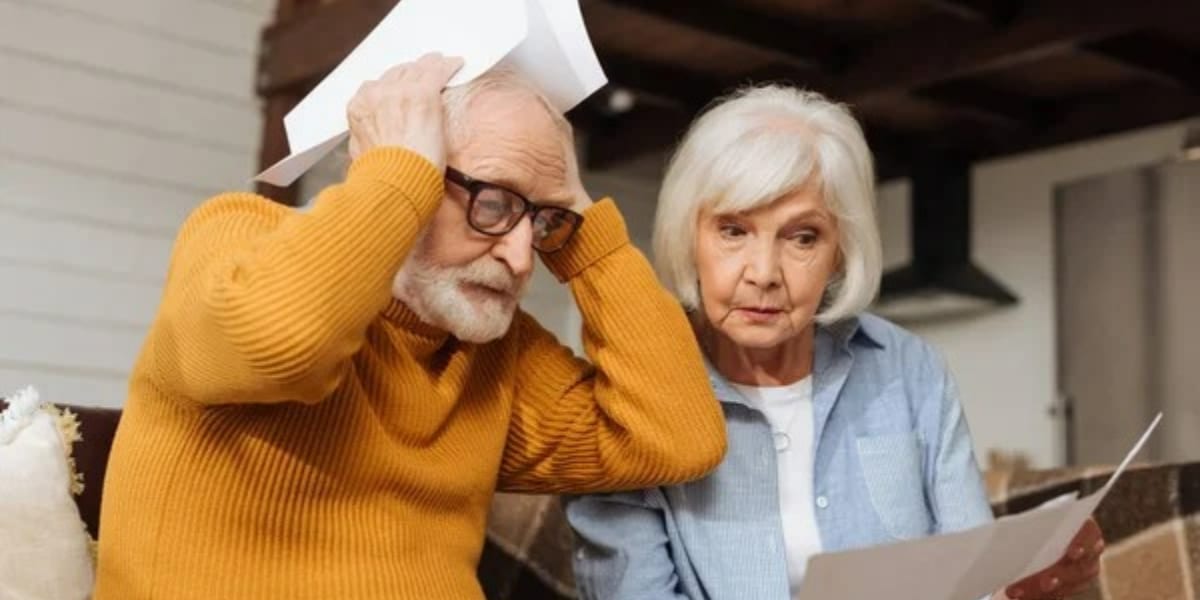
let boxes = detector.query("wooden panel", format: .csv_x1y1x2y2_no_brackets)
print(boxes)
0,158,202,233
256,0,399,93
0,0,257,101
0,365,129,408
738,0,930,36
0,314,145,374
978,52,1148,99
599,0,844,70
1085,33,1200,93
584,3,781,78
0,104,253,193
0,209,172,283
0,263,161,328
22,0,261,55
853,94,956,132
833,0,1200,100
0,52,259,153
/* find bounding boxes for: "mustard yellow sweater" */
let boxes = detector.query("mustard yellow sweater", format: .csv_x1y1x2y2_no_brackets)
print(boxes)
93,148,726,599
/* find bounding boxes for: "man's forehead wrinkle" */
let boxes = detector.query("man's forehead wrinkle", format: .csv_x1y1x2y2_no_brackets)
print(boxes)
457,116,569,203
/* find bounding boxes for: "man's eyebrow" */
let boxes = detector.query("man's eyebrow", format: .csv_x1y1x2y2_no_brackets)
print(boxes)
469,169,527,196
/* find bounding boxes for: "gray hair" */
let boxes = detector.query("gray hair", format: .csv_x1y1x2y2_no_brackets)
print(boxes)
442,66,573,149
307,67,574,210
652,84,883,325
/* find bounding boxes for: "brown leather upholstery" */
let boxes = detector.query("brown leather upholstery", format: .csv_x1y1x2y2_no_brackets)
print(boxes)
0,399,121,540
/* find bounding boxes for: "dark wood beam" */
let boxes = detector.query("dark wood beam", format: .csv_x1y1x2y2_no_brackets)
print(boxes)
575,102,696,170
573,94,917,181
596,53,724,111
917,80,1051,131
863,128,922,182
257,0,1199,113
601,0,847,72
1084,33,1200,94
834,0,1200,102
919,0,1021,26
984,84,1200,159
258,0,399,94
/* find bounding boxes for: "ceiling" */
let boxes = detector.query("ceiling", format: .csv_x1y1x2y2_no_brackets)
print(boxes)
255,0,1200,200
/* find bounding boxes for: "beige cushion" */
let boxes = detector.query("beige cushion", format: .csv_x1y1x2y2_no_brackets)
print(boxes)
0,386,94,600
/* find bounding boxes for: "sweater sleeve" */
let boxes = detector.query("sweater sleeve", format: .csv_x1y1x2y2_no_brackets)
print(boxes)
495,199,727,494
143,147,443,405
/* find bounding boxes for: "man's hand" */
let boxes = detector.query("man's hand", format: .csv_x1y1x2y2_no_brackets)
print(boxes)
346,53,463,171
1001,517,1104,599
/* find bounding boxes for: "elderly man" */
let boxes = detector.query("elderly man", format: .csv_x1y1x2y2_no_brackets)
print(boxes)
94,54,727,599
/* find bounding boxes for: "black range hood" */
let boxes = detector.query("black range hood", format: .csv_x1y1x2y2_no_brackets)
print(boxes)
873,154,1018,323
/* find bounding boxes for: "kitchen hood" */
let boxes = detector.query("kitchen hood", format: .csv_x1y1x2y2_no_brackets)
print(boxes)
873,155,1018,323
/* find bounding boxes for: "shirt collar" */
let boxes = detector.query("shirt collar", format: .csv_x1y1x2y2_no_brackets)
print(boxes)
822,314,886,351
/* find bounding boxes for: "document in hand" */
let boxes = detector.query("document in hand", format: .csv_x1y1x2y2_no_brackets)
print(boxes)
255,0,607,187
797,413,1163,600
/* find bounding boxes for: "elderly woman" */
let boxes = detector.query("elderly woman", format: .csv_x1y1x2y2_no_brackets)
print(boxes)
565,85,1103,600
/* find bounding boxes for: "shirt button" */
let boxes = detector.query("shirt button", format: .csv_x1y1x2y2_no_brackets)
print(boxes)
816,496,830,509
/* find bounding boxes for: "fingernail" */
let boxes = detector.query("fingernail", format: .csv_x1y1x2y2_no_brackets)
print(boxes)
1042,576,1061,592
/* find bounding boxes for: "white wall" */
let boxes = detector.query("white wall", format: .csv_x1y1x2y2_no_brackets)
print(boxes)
1156,161,1200,462
877,121,1194,468
0,0,273,408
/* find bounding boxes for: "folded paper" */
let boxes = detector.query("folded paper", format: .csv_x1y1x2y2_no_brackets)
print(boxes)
798,413,1163,600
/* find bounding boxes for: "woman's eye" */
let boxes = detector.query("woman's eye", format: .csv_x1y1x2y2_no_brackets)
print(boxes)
790,229,818,246
718,223,746,238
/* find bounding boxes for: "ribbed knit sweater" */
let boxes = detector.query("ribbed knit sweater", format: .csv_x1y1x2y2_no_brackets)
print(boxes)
92,148,726,599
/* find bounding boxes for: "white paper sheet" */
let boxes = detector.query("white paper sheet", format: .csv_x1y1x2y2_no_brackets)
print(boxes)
255,0,607,187
797,413,1162,600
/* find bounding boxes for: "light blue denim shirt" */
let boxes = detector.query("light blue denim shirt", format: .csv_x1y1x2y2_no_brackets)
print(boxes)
565,314,994,599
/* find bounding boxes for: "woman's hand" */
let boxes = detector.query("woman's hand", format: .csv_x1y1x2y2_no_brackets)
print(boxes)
999,517,1104,599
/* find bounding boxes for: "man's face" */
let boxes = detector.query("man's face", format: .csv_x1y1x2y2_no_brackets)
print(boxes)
393,88,574,343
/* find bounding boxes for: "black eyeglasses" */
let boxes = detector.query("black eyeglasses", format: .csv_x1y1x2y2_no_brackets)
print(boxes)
445,167,584,253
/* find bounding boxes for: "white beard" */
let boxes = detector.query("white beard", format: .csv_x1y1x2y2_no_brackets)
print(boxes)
392,244,527,344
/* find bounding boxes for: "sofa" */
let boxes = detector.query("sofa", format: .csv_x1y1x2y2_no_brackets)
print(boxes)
11,401,1200,600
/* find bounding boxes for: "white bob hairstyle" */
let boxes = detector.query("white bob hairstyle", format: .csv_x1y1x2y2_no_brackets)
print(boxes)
652,84,883,325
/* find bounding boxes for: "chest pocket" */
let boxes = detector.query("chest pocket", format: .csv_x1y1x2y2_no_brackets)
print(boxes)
856,432,933,540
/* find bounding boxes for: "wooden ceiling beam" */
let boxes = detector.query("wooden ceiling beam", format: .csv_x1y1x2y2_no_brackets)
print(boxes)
834,0,1200,102
595,53,724,111
574,103,693,170
600,0,847,72
256,0,846,96
1084,34,1200,94
917,81,1051,132
258,0,398,94
984,84,1200,159
257,0,1200,104
253,0,1198,179
919,0,1021,26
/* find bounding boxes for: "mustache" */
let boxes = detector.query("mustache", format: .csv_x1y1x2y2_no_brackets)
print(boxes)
456,259,524,296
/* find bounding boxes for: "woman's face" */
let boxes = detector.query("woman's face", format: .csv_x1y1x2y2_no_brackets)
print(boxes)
694,179,841,351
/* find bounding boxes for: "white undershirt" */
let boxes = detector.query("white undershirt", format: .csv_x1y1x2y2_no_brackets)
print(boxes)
730,376,821,599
